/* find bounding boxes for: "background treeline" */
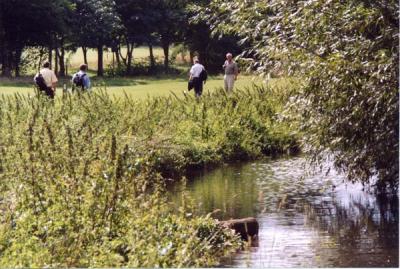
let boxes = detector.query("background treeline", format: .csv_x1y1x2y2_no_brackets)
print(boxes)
0,0,242,77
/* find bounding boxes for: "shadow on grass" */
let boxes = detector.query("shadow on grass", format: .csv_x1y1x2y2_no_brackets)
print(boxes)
0,74,190,88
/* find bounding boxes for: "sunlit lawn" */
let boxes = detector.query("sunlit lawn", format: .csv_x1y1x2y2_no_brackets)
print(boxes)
103,75,267,98
0,75,280,99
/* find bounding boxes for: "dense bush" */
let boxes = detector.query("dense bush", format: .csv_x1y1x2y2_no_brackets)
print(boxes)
0,85,297,266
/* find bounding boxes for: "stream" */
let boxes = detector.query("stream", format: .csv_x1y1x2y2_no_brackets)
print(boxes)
173,157,399,267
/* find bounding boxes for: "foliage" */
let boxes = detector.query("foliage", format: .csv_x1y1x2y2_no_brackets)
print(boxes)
18,47,48,75
70,0,121,49
202,0,399,190
0,84,297,266
0,0,245,77
154,0,189,69
187,0,244,73
114,0,189,71
0,0,73,76
105,61,182,77
115,0,159,45
69,0,121,76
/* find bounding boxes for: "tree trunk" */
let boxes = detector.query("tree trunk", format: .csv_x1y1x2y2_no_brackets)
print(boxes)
0,17,3,76
126,42,134,75
48,46,52,69
97,45,103,77
181,52,185,63
65,59,68,76
189,50,194,64
14,46,23,77
148,42,155,70
115,50,120,66
162,40,169,70
0,48,3,76
37,47,44,72
55,48,59,75
82,46,88,65
199,51,207,68
119,49,127,66
0,42,10,77
58,46,65,77
1,48,12,77
0,42,3,75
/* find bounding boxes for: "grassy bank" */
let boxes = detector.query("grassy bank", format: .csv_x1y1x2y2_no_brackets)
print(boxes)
0,83,299,266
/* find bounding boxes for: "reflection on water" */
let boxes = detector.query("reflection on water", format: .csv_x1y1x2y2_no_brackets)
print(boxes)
173,157,399,267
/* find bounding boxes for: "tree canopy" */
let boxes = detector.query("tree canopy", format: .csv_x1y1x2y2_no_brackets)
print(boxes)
0,0,72,76
202,0,399,190
0,0,241,77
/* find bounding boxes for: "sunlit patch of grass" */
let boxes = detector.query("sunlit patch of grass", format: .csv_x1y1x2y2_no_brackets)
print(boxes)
0,75,286,99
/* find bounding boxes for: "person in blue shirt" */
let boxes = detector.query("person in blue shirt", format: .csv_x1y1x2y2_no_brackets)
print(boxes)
72,64,91,92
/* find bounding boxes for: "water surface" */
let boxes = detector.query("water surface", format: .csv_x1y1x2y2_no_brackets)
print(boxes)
175,157,399,267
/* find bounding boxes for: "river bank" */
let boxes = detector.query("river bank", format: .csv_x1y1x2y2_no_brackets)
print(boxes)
0,84,299,266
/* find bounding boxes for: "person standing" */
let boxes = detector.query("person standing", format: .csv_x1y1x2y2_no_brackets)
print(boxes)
189,57,207,98
72,64,91,92
34,61,58,98
223,53,239,94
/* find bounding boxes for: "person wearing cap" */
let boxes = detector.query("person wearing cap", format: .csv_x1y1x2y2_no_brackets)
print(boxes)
222,53,239,94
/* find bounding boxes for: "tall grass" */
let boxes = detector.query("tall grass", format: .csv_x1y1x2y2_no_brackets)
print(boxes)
0,84,298,266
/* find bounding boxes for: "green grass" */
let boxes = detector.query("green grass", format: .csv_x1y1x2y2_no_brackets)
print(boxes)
103,75,268,98
0,75,283,99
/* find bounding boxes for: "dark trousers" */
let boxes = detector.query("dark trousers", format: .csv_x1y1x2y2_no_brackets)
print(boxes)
40,87,55,99
193,77,203,97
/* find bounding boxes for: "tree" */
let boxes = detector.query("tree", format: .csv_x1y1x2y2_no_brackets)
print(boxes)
0,2,5,75
115,0,190,73
115,0,158,74
153,0,188,70
71,0,121,77
203,0,399,191
185,0,243,73
0,0,72,77
70,0,94,66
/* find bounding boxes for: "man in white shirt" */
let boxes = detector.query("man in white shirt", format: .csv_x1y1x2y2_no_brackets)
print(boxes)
189,57,206,98
34,61,58,98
